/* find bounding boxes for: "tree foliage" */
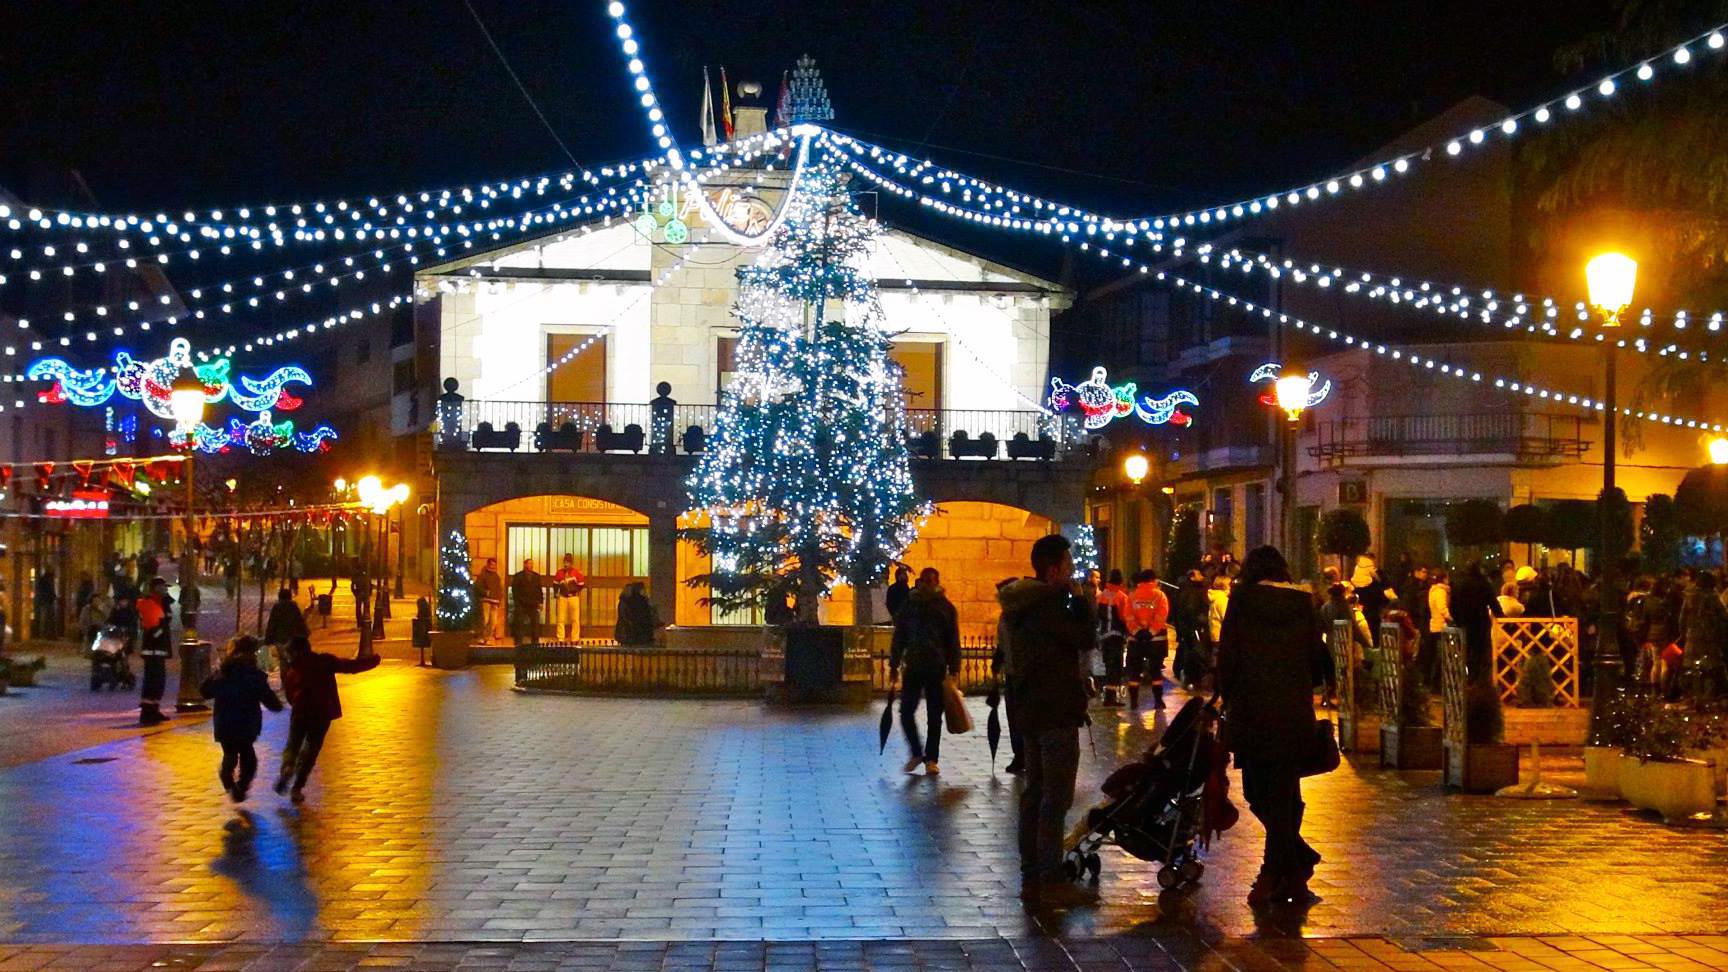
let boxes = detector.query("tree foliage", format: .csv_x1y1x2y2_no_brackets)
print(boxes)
1504,504,1550,544
1639,493,1684,572
1317,508,1371,564
1166,505,1203,578
1445,499,1505,548
1674,465,1728,535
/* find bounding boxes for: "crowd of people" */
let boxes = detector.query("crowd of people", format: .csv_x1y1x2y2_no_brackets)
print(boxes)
470,555,664,647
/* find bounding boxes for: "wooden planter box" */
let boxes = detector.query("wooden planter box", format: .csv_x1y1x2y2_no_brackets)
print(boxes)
1617,753,1716,823
1583,745,1623,800
1445,741,1520,792
430,630,473,670
1380,725,1442,770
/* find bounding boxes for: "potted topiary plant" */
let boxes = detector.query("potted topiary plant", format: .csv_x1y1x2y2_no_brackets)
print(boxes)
1515,652,1557,708
1447,679,1520,792
1617,703,1717,822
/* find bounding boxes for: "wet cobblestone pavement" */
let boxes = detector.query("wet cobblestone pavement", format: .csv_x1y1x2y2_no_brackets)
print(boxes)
0,662,1724,968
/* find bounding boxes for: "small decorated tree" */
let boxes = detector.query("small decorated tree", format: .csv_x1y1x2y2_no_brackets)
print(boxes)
436,530,476,631
1166,505,1202,577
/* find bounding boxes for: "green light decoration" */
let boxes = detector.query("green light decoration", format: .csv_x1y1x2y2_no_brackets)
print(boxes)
682,159,929,621
1071,524,1100,582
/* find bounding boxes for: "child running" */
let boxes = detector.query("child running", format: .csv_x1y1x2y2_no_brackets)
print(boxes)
199,636,284,803
275,635,380,804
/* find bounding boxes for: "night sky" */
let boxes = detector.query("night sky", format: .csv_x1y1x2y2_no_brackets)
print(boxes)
2,0,1637,225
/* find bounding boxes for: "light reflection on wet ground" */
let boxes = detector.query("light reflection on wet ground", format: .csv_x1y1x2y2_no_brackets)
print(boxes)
0,662,1723,944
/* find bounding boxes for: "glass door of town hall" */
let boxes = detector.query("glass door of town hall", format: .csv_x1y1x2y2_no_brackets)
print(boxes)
505,524,649,634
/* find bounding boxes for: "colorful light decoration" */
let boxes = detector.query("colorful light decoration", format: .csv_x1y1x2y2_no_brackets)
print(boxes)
162,410,338,456
1250,362,1331,413
26,337,310,420
1047,366,1197,429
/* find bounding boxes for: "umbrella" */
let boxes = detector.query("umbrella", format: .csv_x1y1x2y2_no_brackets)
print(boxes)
878,683,896,754
986,680,1002,769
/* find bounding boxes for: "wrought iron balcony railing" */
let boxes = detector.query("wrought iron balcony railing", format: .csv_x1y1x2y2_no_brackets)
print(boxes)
437,398,1079,461
1309,412,1589,466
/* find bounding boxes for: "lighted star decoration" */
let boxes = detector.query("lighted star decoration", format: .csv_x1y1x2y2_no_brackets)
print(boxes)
1048,366,1197,429
27,337,311,420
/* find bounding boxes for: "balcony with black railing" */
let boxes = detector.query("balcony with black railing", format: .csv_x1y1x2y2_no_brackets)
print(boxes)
1309,412,1589,467
433,392,1084,462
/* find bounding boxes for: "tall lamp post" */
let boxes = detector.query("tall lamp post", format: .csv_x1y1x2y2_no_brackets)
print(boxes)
1584,252,1637,745
1273,367,1314,553
356,475,409,656
168,368,206,594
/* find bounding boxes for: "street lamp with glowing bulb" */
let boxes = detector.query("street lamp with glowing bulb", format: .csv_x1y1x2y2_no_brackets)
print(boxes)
1273,368,1315,423
1584,250,1636,748
1709,437,1728,466
168,364,206,608
1122,453,1150,486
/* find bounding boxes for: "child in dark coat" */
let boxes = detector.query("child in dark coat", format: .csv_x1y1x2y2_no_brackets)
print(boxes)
200,636,284,802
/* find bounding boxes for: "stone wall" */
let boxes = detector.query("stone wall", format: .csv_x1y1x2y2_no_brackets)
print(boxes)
902,501,1057,639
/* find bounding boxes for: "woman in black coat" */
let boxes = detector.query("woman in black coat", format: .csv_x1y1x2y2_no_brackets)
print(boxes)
1216,545,1329,909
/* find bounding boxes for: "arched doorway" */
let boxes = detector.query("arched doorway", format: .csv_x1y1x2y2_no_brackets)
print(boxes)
464,494,650,634
901,501,1057,639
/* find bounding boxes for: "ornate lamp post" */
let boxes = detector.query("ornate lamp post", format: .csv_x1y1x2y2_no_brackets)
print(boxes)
1584,251,1636,745
168,366,209,712
1272,367,1314,553
356,475,409,655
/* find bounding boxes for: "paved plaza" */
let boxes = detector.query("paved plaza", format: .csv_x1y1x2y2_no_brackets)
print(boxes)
0,660,1725,970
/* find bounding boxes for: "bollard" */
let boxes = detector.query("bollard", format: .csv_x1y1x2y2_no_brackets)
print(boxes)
174,638,214,712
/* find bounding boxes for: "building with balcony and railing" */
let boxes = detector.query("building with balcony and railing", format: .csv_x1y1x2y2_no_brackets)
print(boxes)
415,150,1082,639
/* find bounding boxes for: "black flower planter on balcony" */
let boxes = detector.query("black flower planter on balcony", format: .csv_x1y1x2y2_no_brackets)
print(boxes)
534,422,584,452
595,423,646,453
1006,432,1056,460
472,421,522,451
948,431,998,459
909,430,941,460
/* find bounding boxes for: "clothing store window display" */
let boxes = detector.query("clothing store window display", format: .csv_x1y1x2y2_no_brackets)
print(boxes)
554,554,588,641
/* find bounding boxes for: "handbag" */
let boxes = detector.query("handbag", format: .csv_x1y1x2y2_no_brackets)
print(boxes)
941,676,973,734
1300,718,1341,777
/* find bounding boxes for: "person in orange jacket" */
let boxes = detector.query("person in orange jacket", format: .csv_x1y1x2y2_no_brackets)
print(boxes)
1096,569,1131,704
1126,569,1170,709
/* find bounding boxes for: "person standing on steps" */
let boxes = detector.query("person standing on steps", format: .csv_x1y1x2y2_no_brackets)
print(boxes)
510,558,544,647
553,553,587,642
1217,545,1329,910
201,636,283,803
999,534,1094,905
889,568,960,776
1126,569,1170,709
275,635,380,804
475,557,504,645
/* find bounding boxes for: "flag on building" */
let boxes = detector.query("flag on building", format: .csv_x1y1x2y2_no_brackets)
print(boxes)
700,66,718,147
773,70,792,129
719,65,735,140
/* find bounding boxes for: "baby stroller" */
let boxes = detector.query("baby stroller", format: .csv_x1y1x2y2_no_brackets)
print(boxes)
1062,694,1234,890
88,626,137,691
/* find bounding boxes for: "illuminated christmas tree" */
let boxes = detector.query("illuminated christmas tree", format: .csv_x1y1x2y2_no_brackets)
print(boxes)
437,530,476,630
1071,524,1100,582
685,160,927,621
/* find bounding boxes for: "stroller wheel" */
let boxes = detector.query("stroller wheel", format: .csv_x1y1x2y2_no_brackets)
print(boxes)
1085,853,1102,880
1179,860,1205,884
1157,865,1182,890
1060,858,1082,882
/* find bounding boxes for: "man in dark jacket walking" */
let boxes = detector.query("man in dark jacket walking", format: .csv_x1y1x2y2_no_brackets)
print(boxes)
264,588,309,670
890,568,960,775
274,635,380,803
885,565,911,619
201,636,284,802
1000,534,1093,902
1217,545,1329,909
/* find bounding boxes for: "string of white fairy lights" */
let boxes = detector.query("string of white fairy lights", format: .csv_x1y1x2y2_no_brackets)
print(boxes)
875,242,1052,415
1157,269,1728,433
1195,246,1717,362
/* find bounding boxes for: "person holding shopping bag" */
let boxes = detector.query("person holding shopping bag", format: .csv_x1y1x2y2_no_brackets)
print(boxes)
889,568,961,776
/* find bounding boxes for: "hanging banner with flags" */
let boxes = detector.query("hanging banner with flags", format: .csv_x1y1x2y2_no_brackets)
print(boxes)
700,66,718,147
719,65,734,140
